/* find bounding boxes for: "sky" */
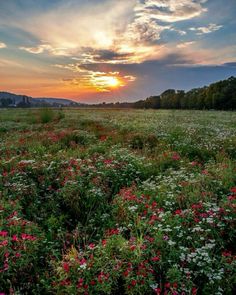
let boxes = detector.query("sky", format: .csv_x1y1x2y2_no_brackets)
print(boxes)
0,0,236,103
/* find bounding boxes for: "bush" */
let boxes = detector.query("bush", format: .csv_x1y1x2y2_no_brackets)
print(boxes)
39,108,54,124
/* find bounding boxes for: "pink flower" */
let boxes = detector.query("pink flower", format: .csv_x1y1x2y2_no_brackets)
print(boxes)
21,233,36,241
0,231,8,237
151,256,160,262
202,169,208,175
88,243,95,249
79,258,87,266
172,153,180,161
12,235,19,242
0,240,8,247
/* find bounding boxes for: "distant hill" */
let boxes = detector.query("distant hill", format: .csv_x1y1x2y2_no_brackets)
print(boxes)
0,92,82,107
30,97,81,107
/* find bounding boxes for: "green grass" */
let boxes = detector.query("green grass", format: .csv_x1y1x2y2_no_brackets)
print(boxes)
0,108,236,294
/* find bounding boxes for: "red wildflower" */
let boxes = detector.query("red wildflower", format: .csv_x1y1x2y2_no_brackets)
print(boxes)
77,278,84,288
100,135,107,141
21,233,36,241
152,256,160,262
202,170,208,175
165,282,171,288
63,262,70,273
12,235,19,242
0,240,8,247
174,209,182,215
172,153,180,160
88,243,95,249
0,231,8,237
230,187,236,194
131,280,137,286
130,245,136,251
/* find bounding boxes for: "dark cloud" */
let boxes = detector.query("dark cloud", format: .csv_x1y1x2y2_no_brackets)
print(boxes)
81,48,133,62
223,62,236,68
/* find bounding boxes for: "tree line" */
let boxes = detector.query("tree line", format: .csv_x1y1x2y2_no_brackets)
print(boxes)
93,76,236,110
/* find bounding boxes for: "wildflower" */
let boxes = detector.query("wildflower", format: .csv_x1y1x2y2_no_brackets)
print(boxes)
172,153,180,160
152,256,160,262
88,243,95,250
0,240,8,247
63,262,70,273
174,209,182,215
21,233,36,241
0,231,8,237
130,245,136,251
230,187,236,194
100,135,107,141
77,278,84,288
12,235,19,242
131,280,137,286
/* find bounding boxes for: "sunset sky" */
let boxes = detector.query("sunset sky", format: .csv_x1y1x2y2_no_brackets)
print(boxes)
0,0,236,103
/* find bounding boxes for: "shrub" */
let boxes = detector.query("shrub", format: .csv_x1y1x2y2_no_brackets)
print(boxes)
39,108,54,124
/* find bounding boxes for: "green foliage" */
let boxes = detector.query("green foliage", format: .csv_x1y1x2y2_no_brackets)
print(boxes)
0,109,236,294
39,108,54,123
143,76,236,110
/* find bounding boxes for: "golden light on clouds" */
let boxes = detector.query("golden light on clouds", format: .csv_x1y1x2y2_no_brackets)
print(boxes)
93,76,120,89
62,70,136,93
1,0,230,102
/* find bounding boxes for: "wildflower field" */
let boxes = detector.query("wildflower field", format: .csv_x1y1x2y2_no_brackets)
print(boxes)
0,108,235,295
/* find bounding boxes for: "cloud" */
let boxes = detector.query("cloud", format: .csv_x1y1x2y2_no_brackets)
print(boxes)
15,1,135,51
0,58,23,68
190,23,223,35
135,0,208,23
71,49,134,65
223,62,236,68
177,41,196,49
60,68,136,93
3,0,225,101
0,42,7,49
19,44,72,56
13,0,208,64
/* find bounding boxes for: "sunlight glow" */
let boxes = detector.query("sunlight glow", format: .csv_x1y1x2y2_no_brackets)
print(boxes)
91,76,121,91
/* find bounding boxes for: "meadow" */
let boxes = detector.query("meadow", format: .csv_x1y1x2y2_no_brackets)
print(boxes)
0,108,235,294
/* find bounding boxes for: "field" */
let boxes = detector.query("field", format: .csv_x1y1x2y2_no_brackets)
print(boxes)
0,108,236,294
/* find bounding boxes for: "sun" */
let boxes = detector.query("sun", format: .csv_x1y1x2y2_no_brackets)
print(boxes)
89,74,125,92
105,76,120,87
